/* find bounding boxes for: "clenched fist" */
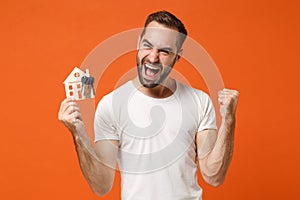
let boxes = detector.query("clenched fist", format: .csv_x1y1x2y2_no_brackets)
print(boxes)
218,89,239,119
58,98,84,134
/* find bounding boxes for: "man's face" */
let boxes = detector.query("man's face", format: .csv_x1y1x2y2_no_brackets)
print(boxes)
137,21,181,88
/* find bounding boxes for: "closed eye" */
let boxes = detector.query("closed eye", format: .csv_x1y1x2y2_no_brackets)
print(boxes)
141,39,152,49
160,49,171,55
143,43,151,48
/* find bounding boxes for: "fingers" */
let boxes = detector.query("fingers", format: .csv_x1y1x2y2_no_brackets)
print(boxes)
218,88,239,118
58,98,83,124
59,98,75,115
218,89,239,102
64,101,80,115
218,89,239,97
65,107,82,120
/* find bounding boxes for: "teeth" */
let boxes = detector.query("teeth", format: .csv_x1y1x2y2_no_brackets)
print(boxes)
145,64,159,70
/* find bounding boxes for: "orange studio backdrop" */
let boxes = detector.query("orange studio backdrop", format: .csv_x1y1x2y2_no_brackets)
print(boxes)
0,0,299,200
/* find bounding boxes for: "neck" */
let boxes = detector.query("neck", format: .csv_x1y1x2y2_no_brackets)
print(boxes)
132,77,176,98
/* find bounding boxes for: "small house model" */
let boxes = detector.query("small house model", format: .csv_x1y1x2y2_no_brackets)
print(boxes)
64,67,93,100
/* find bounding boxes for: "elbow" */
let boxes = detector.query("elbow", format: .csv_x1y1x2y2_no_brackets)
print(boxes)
86,170,115,196
200,160,229,187
93,190,109,197
90,183,113,197
203,175,225,187
91,184,111,197
202,170,225,187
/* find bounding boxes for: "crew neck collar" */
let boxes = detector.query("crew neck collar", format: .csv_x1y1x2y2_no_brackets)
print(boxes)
129,80,179,102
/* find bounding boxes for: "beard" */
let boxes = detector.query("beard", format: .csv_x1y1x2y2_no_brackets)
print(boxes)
136,55,176,88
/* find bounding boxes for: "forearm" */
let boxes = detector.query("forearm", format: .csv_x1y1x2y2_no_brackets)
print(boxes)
58,99,115,195
200,116,235,186
72,127,114,196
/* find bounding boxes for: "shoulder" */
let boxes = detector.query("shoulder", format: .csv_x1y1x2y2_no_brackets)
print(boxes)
96,81,134,112
100,81,134,102
176,81,211,100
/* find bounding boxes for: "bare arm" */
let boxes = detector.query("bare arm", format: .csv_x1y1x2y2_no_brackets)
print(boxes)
196,89,239,187
58,98,118,196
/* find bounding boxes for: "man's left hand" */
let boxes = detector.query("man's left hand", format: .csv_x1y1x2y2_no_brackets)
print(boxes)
218,89,239,119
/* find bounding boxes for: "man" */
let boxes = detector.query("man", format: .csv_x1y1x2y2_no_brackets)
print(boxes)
58,11,239,200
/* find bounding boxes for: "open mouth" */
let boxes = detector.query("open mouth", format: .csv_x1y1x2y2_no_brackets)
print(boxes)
143,64,161,80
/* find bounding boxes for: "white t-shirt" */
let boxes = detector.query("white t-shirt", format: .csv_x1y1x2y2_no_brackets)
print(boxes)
94,80,217,200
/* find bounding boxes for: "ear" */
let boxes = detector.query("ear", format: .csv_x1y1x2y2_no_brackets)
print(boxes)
176,49,183,62
137,36,141,50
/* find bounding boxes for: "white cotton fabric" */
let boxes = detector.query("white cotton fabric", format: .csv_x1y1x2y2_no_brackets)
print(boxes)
94,80,217,200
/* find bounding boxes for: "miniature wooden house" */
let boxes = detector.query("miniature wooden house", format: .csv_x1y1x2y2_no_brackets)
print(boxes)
64,67,86,100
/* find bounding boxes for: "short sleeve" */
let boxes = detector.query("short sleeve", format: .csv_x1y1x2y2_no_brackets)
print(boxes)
94,95,120,142
197,92,217,132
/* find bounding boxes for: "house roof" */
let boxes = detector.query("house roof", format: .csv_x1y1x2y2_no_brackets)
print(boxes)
63,67,85,83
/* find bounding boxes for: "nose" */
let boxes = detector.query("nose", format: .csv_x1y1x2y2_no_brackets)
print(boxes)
148,49,159,63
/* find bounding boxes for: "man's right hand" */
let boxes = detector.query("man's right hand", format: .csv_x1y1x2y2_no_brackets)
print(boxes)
58,98,117,196
58,98,83,134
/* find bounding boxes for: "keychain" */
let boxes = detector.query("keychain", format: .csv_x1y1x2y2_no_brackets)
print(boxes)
81,69,95,99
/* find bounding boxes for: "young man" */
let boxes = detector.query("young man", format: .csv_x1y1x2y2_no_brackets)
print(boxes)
59,11,239,200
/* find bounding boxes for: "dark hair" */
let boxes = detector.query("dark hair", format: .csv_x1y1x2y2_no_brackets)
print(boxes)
141,10,188,49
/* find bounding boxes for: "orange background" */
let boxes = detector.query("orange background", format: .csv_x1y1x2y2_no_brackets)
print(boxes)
1,0,299,199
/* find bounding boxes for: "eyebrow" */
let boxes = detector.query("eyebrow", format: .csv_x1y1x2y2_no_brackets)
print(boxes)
142,39,153,47
141,39,174,53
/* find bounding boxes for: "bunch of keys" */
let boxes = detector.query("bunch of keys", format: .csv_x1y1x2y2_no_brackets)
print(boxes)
81,69,95,99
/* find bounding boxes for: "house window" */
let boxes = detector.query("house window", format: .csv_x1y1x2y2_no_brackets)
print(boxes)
69,85,73,90
70,91,74,96
77,84,81,89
